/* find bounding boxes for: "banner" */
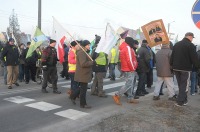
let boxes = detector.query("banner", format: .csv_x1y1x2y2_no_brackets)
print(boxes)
52,18,67,64
95,23,119,54
26,27,48,58
141,19,169,47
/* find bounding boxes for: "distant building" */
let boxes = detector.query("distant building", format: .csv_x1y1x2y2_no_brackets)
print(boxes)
0,32,31,46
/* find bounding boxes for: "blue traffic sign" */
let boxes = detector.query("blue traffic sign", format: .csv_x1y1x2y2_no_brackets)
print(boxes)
192,0,200,29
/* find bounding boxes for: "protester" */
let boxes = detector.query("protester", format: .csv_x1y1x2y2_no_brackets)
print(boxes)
74,40,93,108
1,38,19,89
68,40,80,104
91,51,108,97
108,46,118,81
135,40,151,96
146,46,155,89
60,44,70,80
22,42,38,84
1,44,7,85
153,44,177,101
18,43,25,82
170,32,200,106
112,37,139,105
41,39,61,94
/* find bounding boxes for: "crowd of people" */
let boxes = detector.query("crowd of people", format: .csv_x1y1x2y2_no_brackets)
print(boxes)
0,32,199,108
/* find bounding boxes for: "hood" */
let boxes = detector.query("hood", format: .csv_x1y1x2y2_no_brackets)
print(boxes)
119,41,129,51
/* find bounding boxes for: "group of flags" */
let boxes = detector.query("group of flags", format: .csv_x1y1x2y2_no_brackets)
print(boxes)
1,18,180,64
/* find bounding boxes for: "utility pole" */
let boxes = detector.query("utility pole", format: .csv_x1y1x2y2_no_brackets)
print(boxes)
167,21,175,34
38,0,41,29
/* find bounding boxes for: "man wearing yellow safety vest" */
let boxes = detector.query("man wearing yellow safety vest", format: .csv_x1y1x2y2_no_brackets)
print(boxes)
91,51,108,97
108,45,119,81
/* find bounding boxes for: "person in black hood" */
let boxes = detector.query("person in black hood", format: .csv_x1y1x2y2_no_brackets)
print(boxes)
171,32,200,106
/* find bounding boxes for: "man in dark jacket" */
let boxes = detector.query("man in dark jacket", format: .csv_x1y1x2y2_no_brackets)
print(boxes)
22,42,38,84
41,39,61,94
1,38,20,89
60,44,69,80
135,40,151,96
171,32,200,106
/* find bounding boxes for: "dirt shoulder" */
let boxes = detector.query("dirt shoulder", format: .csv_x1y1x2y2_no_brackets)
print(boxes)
84,98,200,132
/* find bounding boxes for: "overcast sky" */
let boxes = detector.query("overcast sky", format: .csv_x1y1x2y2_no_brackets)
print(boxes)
0,0,199,44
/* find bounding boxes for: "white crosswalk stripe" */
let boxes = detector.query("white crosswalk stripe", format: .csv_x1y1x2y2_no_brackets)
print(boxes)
4,96,35,104
61,78,121,88
25,101,62,111
55,109,89,120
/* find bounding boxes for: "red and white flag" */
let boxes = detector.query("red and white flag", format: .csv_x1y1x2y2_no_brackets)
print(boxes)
52,17,67,64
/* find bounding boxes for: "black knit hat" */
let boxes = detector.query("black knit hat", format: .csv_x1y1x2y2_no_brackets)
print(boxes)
70,41,77,47
50,39,56,44
125,37,134,46
9,38,15,42
27,42,31,45
142,39,148,44
81,40,90,47
133,40,139,45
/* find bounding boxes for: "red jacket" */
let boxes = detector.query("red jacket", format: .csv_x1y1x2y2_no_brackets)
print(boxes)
119,42,138,72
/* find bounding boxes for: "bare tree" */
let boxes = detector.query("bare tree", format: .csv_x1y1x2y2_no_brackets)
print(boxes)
7,9,21,46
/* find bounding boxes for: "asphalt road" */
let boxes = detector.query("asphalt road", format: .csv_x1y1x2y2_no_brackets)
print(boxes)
0,69,199,132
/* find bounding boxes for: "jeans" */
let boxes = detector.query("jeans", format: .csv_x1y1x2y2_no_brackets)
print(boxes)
109,63,116,79
18,64,25,81
190,71,197,94
69,72,80,100
4,66,7,84
117,72,136,99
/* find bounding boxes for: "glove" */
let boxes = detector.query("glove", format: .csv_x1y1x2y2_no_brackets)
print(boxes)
42,65,48,71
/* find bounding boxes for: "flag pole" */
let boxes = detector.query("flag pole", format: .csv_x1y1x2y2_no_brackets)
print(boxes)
53,17,93,61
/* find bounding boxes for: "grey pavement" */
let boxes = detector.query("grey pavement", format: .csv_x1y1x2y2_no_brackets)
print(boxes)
0,68,199,132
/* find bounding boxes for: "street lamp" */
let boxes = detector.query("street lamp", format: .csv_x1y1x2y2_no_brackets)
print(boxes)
167,21,175,34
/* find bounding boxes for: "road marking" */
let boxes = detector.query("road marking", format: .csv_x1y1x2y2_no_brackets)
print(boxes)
4,96,35,104
88,82,124,92
55,109,89,120
26,101,61,111
61,78,121,88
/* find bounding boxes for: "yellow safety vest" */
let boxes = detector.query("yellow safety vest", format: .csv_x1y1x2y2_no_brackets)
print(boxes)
95,52,106,65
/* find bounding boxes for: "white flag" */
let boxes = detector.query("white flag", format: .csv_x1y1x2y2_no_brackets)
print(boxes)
95,24,119,54
52,17,67,64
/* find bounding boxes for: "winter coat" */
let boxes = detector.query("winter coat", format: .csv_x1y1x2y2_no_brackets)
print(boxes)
41,46,58,67
137,43,151,73
155,45,173,77
1,43,19,66
22,48,38,65
74,48,93,83
119,41,138,72
170,38,200,71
